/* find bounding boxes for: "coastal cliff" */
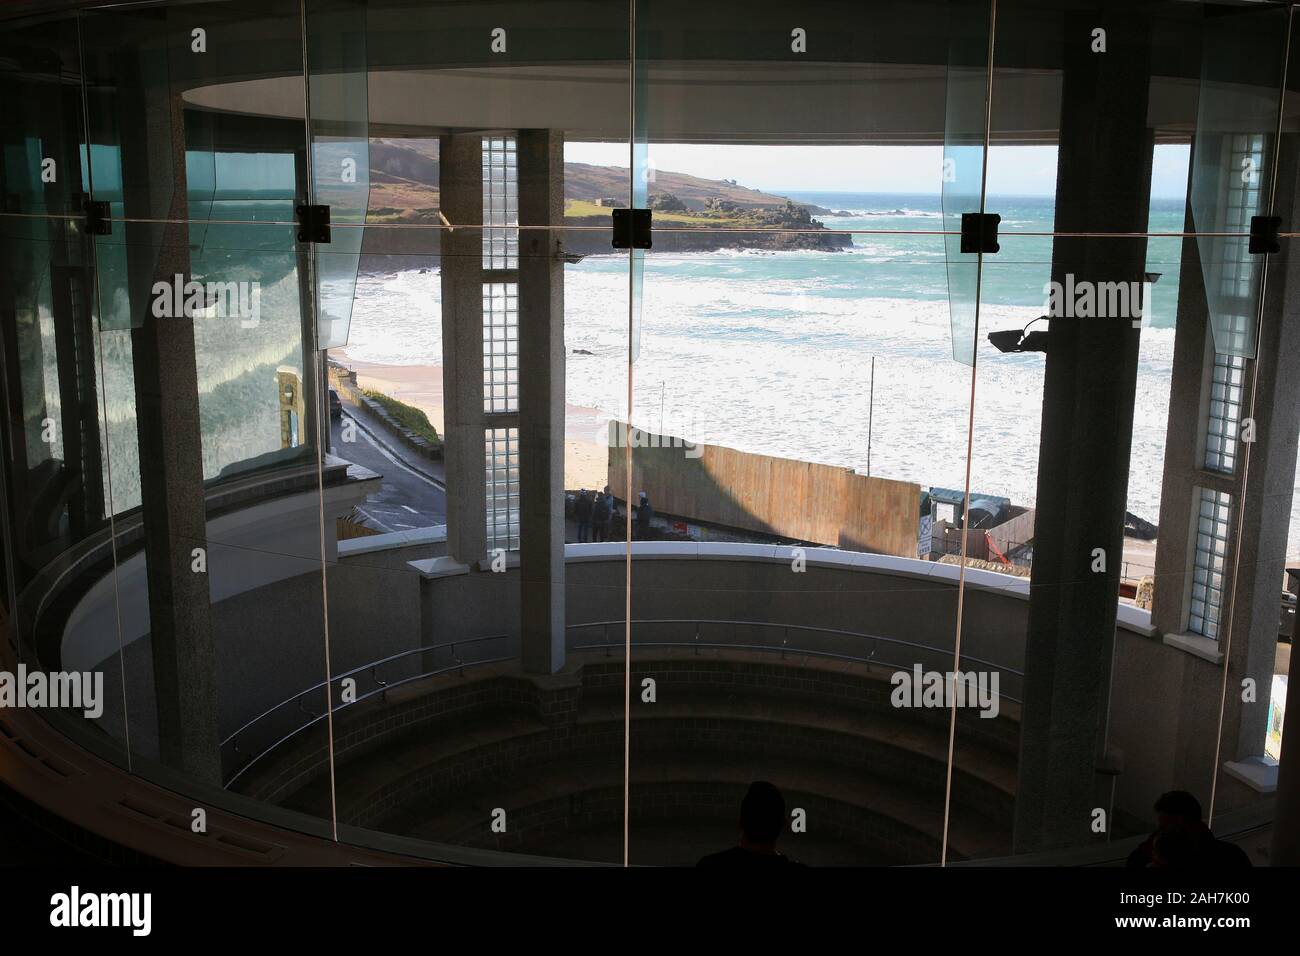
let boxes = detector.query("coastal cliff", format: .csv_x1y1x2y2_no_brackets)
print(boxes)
358,140,852,271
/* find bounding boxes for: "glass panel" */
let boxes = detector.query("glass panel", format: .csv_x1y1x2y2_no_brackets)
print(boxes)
0,13,128,760
306,0,370,350
967,228,1187,861
942,0,993,366
3,0,1293,874
1205,8,1300,854
625,0,990,867
964,0,1290,863
0,14,87,219
311,0,634,865
1188,4,1290,360
0,224,126,750
976,0,1181,861
92,220,338,831
0,12,100,590
81,1,304,221
77,0,339,839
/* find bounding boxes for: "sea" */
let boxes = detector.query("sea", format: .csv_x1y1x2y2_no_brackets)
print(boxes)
343,191,1300,558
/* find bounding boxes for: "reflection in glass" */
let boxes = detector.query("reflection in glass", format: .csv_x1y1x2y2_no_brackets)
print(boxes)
1,0,1298,870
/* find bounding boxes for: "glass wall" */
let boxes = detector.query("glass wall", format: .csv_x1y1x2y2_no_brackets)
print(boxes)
616,0,992,865
0,0,1294,866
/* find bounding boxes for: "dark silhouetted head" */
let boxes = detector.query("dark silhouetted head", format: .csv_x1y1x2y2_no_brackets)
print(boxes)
740,781,786,847
1151,830,1195,868
1154,790,1203,833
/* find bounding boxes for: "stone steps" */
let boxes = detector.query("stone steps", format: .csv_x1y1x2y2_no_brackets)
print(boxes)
285,698,1013,860
263,650,1019,862
579,690,1017,796
282,705,551,820
402,749,1009,864
576,645,1022,758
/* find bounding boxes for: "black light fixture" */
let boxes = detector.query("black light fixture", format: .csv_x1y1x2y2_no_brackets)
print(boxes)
990,270,1163,353
990,272,1163,354
989,315,1050,354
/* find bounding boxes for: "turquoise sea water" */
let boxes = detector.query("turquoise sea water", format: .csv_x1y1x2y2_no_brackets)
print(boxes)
345,191,1300,556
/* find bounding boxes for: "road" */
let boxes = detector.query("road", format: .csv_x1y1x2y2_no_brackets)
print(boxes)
329,405,447,534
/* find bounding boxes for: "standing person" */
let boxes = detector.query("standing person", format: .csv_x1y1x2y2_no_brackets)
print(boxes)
635,492,654,540
574,489,593,543
591,486,611,542
604,487,621,540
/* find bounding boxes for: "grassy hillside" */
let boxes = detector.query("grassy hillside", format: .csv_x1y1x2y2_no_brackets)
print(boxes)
360,138,852,256
565,197,752,226
366,138,826,224
563,161,805,211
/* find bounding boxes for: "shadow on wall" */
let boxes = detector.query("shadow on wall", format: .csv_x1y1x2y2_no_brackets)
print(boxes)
606,422,922,557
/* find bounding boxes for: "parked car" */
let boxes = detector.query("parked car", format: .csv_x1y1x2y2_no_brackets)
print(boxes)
328,387,343,420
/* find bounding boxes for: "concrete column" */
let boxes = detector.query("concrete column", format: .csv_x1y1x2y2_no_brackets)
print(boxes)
1150,153,1224,642
516,129,565,675
1147,132,1300,809
47,86,104,540
1143,152,1237,799
1012,13,1153,854
118,56,219,783
50,263,103,540
439,134,488,566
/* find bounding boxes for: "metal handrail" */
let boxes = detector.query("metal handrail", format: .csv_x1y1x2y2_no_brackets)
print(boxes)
223,653,517,789
570,638,1023,705
566,617,1024,680
220,634,512,788
221,632,511,750
221,618,1024,789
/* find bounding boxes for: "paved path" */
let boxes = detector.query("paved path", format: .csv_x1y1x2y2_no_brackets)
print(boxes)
329,396,446,534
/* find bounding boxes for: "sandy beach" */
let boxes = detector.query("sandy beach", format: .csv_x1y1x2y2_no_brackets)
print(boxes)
332,349,610,491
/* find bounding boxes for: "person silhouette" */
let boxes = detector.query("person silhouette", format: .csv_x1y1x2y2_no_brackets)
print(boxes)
574,489,593,542
697,781,806,867
1125,790,1251,869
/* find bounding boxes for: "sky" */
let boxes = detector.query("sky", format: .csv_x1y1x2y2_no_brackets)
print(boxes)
565,142,1192,199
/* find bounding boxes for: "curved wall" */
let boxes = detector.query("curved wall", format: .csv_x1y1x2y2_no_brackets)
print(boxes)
0,0,1287,869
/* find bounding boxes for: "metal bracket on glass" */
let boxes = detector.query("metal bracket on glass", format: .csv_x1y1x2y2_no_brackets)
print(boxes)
1249,215,1282,255
612,207,652,250
296,204,332,244
960,212,1000,254
82,199,111,236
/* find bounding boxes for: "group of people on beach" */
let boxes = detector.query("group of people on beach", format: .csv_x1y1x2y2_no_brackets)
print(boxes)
573,488,656,542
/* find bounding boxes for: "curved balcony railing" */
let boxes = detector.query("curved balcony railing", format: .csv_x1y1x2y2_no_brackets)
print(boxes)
567,617,1024,702
222,633,514,788
221,618,1024,789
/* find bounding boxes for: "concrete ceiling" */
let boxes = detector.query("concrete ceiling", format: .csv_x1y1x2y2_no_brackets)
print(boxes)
179,60,1249,146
